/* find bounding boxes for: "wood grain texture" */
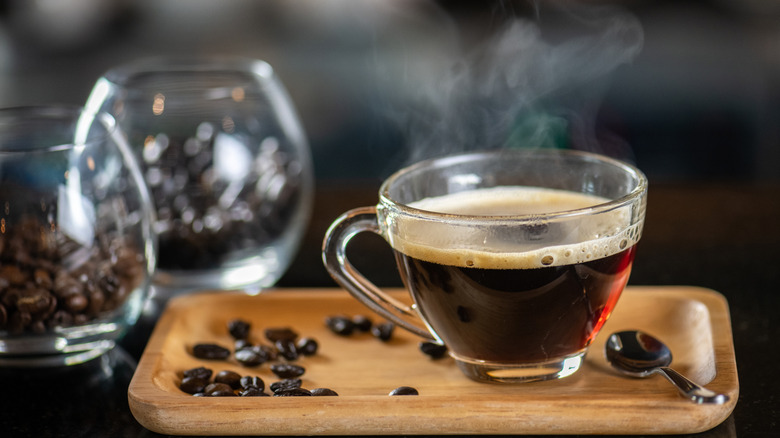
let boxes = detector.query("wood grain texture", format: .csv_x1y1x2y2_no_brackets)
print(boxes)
128,286,738,435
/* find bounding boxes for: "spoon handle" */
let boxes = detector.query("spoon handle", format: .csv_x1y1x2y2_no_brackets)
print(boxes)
656,367,729,404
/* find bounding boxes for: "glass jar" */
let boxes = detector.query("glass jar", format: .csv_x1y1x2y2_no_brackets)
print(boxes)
86,56,314,296
0,106,156,366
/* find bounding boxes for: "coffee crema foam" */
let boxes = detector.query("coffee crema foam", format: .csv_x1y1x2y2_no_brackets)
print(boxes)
390,186,641,269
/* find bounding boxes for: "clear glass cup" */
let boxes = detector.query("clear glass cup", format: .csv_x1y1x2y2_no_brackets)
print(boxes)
323,149,647,383
85,56,314,296
0,105,156,366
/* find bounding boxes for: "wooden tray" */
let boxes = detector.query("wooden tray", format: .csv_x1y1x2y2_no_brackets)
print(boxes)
128,286,738,435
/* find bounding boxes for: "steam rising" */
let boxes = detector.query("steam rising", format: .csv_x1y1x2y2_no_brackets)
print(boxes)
381,2,644,166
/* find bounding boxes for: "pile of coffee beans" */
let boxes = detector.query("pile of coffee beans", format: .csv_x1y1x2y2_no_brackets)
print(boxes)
0,216,145,334
191,322,318,365
185,319,336,397
324,314,396,341
179,365,339,397
183,316,421,397
325,313,449,360
141,129,306,270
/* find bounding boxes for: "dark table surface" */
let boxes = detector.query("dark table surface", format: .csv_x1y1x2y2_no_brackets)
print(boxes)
1,181,778,438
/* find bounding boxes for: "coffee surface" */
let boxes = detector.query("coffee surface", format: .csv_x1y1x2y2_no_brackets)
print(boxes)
410,186,603,216
391,186,639,270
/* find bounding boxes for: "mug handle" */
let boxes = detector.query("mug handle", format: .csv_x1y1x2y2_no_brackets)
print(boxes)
322,206,434,340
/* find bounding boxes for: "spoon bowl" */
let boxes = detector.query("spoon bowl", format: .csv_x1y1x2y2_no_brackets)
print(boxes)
605,330,729,404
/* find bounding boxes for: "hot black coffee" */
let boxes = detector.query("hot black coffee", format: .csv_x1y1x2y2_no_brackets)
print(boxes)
392,186,638,363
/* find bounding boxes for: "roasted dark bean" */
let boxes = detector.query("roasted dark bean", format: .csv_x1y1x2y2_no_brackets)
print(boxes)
352,315,373,332
325,315,354,336
371,322,395,341
271,363,305,378
234,345,269,367
227,319,251,340
239,387,269,397
240,376,265,391
214,370,242,389
258,344,278,361
270,378,302,393
310,388,339,397
192,343,231,360
33,269,53,289
183,366,213,380
0,266,26,285
15,289,52,314
274,339,298,361
419,341,448,359
204,382,234,396
274,387,312,397
180,376,209,394
264,327,298,343
389,386,419,396
296,337,318,356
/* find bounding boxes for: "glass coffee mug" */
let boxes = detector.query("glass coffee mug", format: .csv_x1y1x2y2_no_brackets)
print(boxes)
323,149,647,383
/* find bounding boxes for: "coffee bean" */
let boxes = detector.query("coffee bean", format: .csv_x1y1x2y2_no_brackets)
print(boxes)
270,378,302,394
325,315,354,336
235,345,270,367
264,327,298,343
15,288,52,314
352,315,373,332
180,376,209,394
389,386,419,396
192,343,231,360
228,319,251,340
53,272,83,299
310,388,339,397
274,339,298,361
87,289,105,316
214,370,242,389
33,269,53,289
296,337,318,356
274,388,311,397
204,382,234,396
371,322,395,341
64,293,88,313
0,266,26,286
239,387,269,397
239,376,265,392
271,363,305,379
183,366,213,380
419,341,448,359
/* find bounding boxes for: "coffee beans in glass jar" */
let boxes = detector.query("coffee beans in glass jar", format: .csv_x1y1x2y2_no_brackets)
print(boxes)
88,57,314,293
0,216,145,335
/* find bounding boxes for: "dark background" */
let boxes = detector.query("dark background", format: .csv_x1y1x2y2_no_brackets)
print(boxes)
1,0,778,184
0,1,778,437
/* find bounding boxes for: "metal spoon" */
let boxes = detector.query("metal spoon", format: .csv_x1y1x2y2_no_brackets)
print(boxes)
605,330,729,404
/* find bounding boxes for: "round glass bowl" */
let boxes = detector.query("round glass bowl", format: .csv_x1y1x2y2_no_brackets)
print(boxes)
85,56,314,295
0,106,156,366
